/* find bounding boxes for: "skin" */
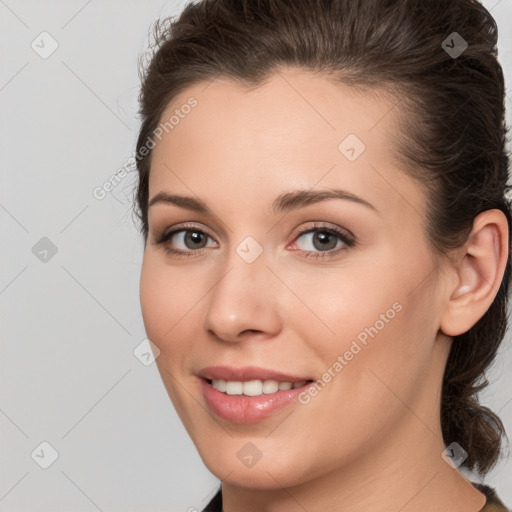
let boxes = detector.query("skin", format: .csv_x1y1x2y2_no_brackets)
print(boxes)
139,67,508,512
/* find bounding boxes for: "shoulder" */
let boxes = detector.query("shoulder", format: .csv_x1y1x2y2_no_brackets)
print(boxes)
201,487,222,512
473,483,510,512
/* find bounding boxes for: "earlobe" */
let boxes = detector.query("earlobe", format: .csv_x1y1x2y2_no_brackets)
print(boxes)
440,209,509,337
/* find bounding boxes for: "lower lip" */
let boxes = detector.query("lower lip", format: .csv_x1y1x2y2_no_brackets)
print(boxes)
199,379,311,423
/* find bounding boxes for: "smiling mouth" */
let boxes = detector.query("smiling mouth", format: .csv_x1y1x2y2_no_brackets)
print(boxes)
205,378,314,397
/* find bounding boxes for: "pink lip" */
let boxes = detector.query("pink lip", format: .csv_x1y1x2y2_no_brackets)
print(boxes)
197,366,314,424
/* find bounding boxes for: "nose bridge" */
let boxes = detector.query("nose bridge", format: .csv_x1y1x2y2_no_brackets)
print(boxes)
218,233,270,296
203,234,281,342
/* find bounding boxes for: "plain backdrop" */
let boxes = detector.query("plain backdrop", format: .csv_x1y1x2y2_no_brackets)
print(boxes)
1,1,511,510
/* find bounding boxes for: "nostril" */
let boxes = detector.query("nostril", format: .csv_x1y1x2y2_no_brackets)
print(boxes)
241,329,263,336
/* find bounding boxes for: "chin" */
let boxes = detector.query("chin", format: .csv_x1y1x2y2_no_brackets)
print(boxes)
196,440,315,490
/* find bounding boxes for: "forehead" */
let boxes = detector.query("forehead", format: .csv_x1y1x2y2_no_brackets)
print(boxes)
148,67,425,220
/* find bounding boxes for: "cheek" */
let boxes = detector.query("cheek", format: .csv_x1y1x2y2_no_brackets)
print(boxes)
277,258,406,351
139,254,205,343
289,246,438,387
139,259,171,342
139,256,203,417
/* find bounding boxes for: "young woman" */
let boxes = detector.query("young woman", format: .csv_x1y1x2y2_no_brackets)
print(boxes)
134,0,511,510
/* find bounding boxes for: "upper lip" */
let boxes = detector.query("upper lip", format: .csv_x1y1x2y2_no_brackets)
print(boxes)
198,365,312,383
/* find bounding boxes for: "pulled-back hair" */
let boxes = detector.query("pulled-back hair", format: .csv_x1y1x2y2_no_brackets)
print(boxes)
134,0,511,474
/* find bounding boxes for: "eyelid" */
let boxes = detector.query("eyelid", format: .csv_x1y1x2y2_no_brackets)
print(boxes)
290,221,355,241
154,222,217,245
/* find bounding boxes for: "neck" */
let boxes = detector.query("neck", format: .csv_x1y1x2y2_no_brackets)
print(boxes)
221,419,486,512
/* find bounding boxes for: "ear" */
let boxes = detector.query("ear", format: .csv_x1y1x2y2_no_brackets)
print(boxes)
440,209,509,337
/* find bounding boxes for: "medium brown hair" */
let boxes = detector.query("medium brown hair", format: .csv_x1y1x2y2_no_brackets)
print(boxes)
134,0,511,474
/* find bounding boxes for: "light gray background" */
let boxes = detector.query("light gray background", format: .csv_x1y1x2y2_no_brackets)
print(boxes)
1,1,511,510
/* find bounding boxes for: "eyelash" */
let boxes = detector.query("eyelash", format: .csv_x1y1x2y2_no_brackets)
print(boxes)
153,222,356,260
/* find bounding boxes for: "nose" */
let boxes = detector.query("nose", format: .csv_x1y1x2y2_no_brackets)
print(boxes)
203,246,282,344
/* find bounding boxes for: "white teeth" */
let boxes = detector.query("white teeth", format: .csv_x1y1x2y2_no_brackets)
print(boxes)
262,379,279,394
225,381,243,395
211,379,307,396
243,380,263,396
212,379,227,392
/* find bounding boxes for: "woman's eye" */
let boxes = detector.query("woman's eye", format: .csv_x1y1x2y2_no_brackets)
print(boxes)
155,228,217,255
291,227,354,256
174,230,216,250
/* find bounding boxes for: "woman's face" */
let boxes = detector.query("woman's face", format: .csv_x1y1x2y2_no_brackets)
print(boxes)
140,68,451,489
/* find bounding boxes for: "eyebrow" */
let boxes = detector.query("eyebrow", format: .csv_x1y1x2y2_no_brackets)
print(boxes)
148,188,378,215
